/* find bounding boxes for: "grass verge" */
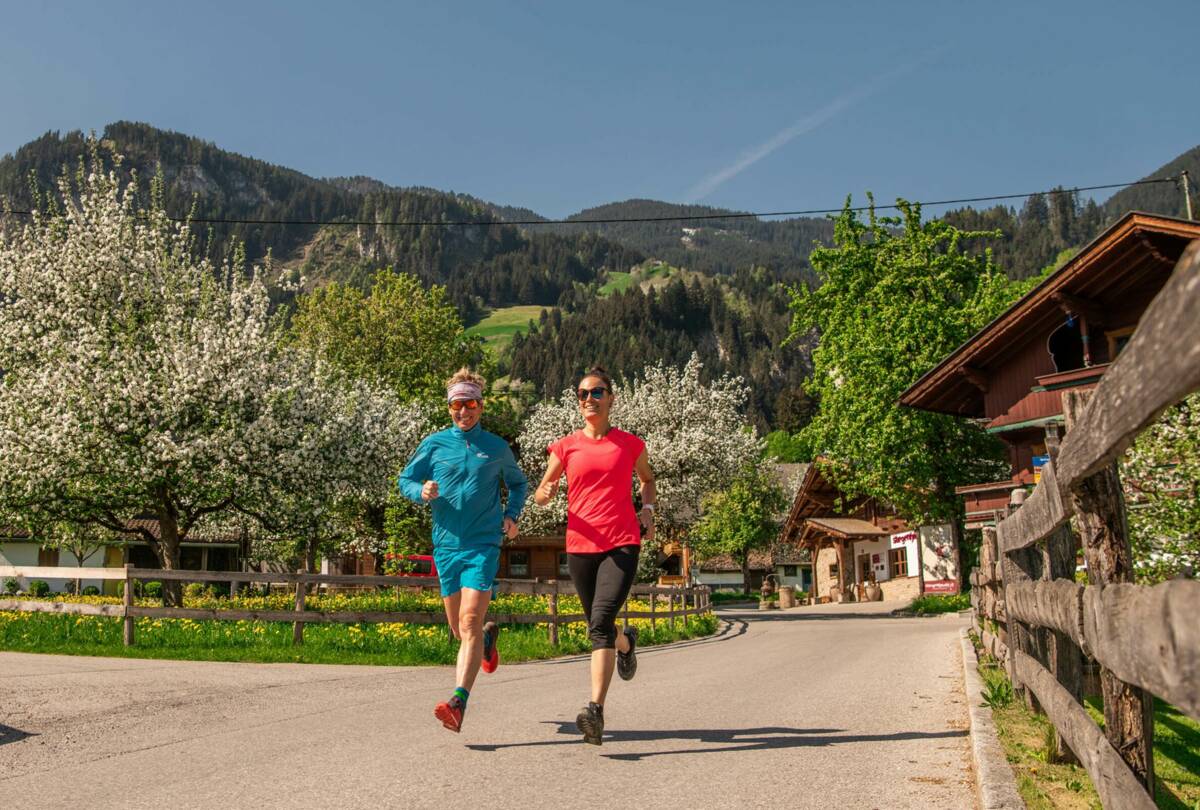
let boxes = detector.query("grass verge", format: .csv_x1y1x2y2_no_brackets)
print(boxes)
0,594,719,667
908,593,971,615
971,639,1200,808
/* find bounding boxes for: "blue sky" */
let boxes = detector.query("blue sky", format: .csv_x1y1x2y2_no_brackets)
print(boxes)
2,1,1197,218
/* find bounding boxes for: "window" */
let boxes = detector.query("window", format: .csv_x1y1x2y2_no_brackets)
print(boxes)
889,547,909,577
829,563,839,580
783,565,797,577
509,550,530,577
1107,326,1136,361
38,546,59,567
557,552,570,577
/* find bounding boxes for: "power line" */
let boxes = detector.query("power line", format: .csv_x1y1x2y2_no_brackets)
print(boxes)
0,175,1182,228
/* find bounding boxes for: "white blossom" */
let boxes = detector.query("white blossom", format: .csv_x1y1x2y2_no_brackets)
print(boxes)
515,355,761,536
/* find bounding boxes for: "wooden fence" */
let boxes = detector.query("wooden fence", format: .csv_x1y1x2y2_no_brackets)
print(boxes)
0,565,711,648
969,243,1200,809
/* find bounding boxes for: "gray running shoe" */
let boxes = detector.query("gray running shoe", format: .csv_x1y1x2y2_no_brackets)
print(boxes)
616,626,638,681
575,702,604,745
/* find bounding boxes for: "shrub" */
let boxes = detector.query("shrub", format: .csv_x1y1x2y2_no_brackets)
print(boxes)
981,674,1014,709
29,580,51,597
143,581,163,599
117,580,143,598
184,582,207,598
3,577,18,595
81,585,101,596
908,593,970,615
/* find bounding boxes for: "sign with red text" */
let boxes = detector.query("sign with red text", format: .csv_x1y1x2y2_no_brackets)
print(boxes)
923,579,959,594
890,530,917,549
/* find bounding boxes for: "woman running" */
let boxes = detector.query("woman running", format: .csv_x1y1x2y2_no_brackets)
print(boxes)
534,366,656,745
399,368,528,733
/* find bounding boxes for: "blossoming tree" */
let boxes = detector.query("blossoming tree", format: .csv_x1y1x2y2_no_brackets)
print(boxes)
515,355,761,578
0,148,417,602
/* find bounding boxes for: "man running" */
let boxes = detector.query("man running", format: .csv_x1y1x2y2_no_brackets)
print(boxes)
399,369,528,733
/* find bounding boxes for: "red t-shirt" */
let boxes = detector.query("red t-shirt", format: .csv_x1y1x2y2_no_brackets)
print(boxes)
549,428,645,554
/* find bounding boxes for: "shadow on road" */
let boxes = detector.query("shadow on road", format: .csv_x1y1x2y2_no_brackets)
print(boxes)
530,616,750,666
468,724,966,760
0,725,36,746
721,609,911,622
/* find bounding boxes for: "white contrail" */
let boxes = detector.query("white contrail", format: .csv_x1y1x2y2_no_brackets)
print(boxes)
685,57,933,203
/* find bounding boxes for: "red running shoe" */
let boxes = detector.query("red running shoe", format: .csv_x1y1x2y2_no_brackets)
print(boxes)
434,697,464,733
481,621,500,674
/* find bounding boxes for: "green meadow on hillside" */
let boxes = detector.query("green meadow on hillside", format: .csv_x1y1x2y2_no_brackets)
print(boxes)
466,305,550,352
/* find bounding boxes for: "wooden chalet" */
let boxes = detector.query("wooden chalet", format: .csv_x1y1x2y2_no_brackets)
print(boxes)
777,463,942,602
900,211,1200,527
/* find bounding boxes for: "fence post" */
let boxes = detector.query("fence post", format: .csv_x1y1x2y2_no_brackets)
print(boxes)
293,580,306,646
649,586,656,634
122,564,134,647
1000,493,1045,712
1040,427,1083,765
669,590,676,631
1063,390,1155,791
548,581,559,646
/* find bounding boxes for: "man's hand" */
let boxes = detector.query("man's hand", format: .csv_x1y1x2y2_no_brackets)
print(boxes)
503,517,518,540
421,480,439,502
639,506,654,529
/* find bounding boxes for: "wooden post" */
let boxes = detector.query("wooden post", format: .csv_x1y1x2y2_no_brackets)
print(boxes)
649,586,656,634
669,591,676,631
293,581,306,646
998,505,1044,710
1063,390,1155,791
1041,424,1083,765
122,564,134,647
548,581,559,646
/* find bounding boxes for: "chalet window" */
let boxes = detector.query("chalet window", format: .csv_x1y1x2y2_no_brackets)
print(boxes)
889,547,909,577
557,552,570,578
783,565,797,577
509,550,530,577
38,546,59,567
829,563,839,580
1107,326,1135,360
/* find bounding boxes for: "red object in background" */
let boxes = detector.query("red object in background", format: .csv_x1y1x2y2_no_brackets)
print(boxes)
923,579,959,594
385,553,437,577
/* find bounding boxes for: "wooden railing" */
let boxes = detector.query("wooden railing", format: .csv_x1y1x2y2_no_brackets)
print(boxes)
0,565,712,648
969,242,1200,809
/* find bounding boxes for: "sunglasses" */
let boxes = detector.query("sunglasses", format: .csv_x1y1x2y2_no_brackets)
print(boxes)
449,399,481,412
576,386,609,401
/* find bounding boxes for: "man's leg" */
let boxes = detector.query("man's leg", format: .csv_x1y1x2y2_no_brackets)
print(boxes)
455,586,493,693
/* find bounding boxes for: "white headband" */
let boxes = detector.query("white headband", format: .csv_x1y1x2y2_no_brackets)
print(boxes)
447,382,482,403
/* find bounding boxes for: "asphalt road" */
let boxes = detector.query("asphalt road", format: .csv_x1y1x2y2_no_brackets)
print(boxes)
0,603,974,809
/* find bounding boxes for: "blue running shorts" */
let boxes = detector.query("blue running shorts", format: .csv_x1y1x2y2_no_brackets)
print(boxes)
433,545,501,597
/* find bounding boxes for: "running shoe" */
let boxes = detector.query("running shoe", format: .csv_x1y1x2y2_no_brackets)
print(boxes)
434,696,465,733
576,702,604,746
616,626,638,681
481,620,500,674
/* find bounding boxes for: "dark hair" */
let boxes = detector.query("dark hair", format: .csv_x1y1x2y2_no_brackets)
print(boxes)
577,365,613,392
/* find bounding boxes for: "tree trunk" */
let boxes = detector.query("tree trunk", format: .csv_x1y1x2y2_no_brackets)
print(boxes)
154,493,184,607
740,553,750,595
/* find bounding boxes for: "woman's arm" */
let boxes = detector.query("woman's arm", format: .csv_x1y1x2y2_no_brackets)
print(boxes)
534,453,565,506
634,449,656,540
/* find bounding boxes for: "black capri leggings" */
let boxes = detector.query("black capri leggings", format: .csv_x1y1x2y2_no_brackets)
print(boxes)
568,545,640,651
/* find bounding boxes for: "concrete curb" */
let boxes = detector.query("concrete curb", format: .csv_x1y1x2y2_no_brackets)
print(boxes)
960,628,1025,810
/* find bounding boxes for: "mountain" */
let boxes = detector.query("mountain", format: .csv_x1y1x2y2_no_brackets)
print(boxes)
2,122,1195,432
1102,144,1199,221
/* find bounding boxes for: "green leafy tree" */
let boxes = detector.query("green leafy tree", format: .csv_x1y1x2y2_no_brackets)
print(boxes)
788,199,1019,524
763,430,812,462
690,466,789,594
289,270,484,408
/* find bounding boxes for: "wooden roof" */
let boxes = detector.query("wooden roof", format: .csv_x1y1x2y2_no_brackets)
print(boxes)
899,212,1200,417
803,517,889,539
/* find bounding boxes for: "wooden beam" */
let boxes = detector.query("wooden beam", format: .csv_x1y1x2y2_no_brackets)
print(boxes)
996,462,1069,553
1082,580,1200,722
1052,291,1105,325
961,365,990,393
